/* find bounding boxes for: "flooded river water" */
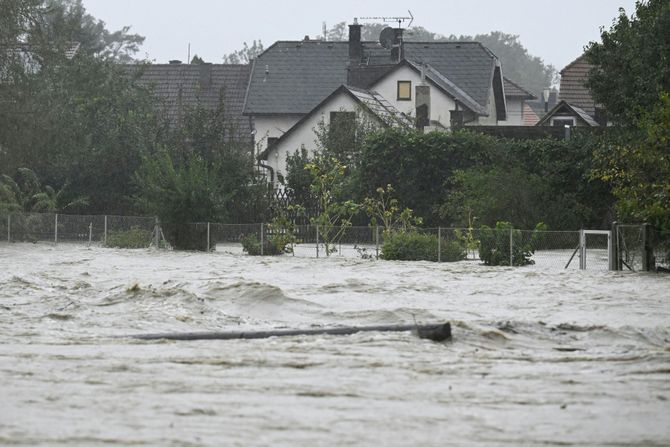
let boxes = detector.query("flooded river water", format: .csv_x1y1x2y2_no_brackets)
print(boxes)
1,243,669,446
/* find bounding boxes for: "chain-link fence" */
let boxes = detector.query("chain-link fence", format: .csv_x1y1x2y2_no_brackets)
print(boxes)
4,211,667,272
613,223,670,272
1,212,156,247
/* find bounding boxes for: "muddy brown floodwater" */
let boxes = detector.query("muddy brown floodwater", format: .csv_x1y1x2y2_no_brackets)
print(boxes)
1,243,669,446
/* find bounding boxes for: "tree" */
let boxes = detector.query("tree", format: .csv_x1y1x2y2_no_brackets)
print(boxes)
0,0,160,215
304,156,360,256
595,93,670,231
222,40,264,64
585,0,670,125
190,54,205,64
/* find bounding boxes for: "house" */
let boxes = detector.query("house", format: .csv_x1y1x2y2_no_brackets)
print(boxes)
500,77,536,126
245,22,524,182
129,61,252,141
537,54,606,127
536,100,600,127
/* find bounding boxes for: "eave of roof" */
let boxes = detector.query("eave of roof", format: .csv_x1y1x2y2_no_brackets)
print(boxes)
536,100,599,127
503,76,537,100
257,84,411,160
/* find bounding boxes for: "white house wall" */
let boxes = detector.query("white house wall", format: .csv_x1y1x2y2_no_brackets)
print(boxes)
369,67,455,128
253,115,302,154
471,87,498,125
499,98,524,125
266,93,361,180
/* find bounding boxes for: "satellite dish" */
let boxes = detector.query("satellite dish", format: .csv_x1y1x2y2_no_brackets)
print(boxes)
379,27,396,49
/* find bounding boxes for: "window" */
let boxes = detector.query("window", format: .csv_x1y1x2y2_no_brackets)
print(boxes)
397,81,412,101
551,118,575,127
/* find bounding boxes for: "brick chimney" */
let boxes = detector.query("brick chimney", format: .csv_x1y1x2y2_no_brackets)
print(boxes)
348,19,363,62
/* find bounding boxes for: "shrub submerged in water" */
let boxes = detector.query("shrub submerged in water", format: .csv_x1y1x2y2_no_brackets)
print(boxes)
105,227,153,249
241,234,291,256
380,231,465,262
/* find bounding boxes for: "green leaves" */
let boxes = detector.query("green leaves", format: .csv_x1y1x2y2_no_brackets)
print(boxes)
585,0,670,125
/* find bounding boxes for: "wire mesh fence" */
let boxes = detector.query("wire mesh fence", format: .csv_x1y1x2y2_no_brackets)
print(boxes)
3,211,667,272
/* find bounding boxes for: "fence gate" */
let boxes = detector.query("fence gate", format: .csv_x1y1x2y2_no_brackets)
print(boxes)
579,230,613,270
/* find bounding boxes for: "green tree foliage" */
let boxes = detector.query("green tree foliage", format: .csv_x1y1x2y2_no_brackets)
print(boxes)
304,156,360,256
285,147,313,206
595,93,670,231
222,40,264,64
0,168,87,212
362,184,421,237
0,0,158,215
585,0,670,125
360,128,613,230
323,22,555,96
478,221,545,266
359,129,492,225
190,54,205,64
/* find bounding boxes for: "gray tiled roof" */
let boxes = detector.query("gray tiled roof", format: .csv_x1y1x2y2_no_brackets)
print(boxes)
406,61,488,115
503,77,536,99
128,63,252,140
244,41,498,116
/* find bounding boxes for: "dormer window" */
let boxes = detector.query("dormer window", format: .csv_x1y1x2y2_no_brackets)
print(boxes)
397,81,412,101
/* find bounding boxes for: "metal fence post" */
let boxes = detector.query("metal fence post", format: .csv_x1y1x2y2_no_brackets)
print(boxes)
54,213,58,244
579,229,586,270
154,217,160,248
316,224,319,259
609,222,619,271
375,225,379,259
104,215,107,246
438,227,442,263
642,223,653,272
509,227,513,266
207,222,211,252
260,222,264,256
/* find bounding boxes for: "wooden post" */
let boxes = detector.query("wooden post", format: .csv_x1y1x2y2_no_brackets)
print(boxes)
6,214,10,242
375,225,379,259
103,215,107,246
54,213,58,244
88,222,92,247
207,222,211,252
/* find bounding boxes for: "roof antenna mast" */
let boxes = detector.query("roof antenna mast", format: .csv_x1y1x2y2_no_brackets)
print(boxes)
356,10,414,29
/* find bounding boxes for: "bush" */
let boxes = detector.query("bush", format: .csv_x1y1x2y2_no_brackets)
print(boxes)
478,221,546,266
380,231,465,262
105,227,152,249
240,234,289,256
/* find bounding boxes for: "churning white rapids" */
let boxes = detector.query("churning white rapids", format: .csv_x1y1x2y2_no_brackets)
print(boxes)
0,243,669,446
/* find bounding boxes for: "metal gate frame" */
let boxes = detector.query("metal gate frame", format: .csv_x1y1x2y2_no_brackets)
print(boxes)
579,229,613,270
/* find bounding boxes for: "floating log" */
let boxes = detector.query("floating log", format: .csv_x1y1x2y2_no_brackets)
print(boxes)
131,322,451,342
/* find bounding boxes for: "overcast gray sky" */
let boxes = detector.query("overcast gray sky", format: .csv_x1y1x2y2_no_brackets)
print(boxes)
82,0,637,70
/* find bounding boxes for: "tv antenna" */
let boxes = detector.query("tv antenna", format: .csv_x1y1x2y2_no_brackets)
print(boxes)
356,10,414,29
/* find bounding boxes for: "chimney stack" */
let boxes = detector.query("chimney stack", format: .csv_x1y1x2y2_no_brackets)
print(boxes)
391,28,405,62
348,19,363,62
